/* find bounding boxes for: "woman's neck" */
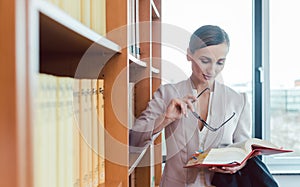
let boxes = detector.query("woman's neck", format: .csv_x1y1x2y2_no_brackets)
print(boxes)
190,75,214,91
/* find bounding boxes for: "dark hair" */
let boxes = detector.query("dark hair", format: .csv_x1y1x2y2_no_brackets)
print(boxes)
189,25,230,54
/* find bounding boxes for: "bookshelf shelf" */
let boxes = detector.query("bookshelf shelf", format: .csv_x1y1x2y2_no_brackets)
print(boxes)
151,66,160,74
129,133,161,175
151,0,160,19
38,0,121,78
129,54,147,68
129,147,149,175
38,0,121,53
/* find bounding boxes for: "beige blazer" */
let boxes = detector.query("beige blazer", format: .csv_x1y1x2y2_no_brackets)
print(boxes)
130,78,251,187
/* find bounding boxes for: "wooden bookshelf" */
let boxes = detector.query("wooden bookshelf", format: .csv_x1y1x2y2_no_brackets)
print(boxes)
0,0,162,186
38,0,120,78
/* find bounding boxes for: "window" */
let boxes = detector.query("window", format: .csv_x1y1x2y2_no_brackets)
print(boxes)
264,0,300,173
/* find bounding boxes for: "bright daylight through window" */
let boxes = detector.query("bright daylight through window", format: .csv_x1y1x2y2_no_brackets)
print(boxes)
266,0,300,172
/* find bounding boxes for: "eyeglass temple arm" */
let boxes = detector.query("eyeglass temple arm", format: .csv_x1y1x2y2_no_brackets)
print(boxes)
191,111,215,131
214,112,236,130
196,87,210,99
220,112,236,126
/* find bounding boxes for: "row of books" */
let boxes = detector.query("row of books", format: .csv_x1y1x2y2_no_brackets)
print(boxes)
34,73,105,187
44,0,106,35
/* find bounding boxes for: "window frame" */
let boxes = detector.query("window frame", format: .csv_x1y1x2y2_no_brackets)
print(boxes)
254,0,300,174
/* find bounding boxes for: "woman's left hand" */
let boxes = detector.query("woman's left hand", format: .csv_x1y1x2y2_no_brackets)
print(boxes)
208,152,261,174
208,161,246,174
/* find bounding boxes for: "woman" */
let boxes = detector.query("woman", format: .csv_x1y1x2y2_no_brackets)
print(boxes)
130,25,251,186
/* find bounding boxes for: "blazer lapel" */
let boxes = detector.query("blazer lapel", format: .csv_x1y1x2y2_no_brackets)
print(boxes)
204,81,226,149
177,79,199,155
186,79,199,144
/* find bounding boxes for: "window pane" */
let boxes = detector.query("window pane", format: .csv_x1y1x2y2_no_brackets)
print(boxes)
268,0,300,169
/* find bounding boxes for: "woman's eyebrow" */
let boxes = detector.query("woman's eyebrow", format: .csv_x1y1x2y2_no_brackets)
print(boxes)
200,56,211,60
218,58,226,61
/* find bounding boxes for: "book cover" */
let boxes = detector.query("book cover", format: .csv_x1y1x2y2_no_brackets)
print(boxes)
185,138,293,168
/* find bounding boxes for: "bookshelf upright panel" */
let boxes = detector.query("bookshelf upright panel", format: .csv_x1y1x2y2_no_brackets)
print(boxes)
105,0,129,186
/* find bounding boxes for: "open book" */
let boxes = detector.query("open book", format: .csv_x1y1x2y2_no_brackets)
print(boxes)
185,138,293,168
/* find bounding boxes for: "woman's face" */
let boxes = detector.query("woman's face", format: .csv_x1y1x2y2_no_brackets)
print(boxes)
188,43,229,85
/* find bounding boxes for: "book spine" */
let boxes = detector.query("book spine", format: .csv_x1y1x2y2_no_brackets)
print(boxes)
60,0,81,21
73,78,81,187
91,79,99,186
49,75,58,187
90,0,106,35
97,79,105,184
34,74,48,187
81,0,91,28
79,79,93,187
64,77,75,187
56,77,65,187
128,82,135,129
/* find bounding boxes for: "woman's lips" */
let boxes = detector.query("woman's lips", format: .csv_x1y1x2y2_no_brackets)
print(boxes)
203,74,213,80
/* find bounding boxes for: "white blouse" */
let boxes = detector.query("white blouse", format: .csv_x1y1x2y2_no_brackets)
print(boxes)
188,90,215,187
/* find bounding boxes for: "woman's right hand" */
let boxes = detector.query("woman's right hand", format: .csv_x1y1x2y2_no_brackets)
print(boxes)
153,94,197,133
164,94,197,122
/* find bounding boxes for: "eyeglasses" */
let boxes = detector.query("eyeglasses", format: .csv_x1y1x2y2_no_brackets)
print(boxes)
191,87,235,131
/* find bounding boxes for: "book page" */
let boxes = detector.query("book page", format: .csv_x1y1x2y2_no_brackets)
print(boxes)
228,138,281,154
245,138,280,152
203,147,247,165
227,140,253,155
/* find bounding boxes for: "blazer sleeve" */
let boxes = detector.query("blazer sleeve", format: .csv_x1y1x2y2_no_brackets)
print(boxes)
129,85,169,148
233,92,252,143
